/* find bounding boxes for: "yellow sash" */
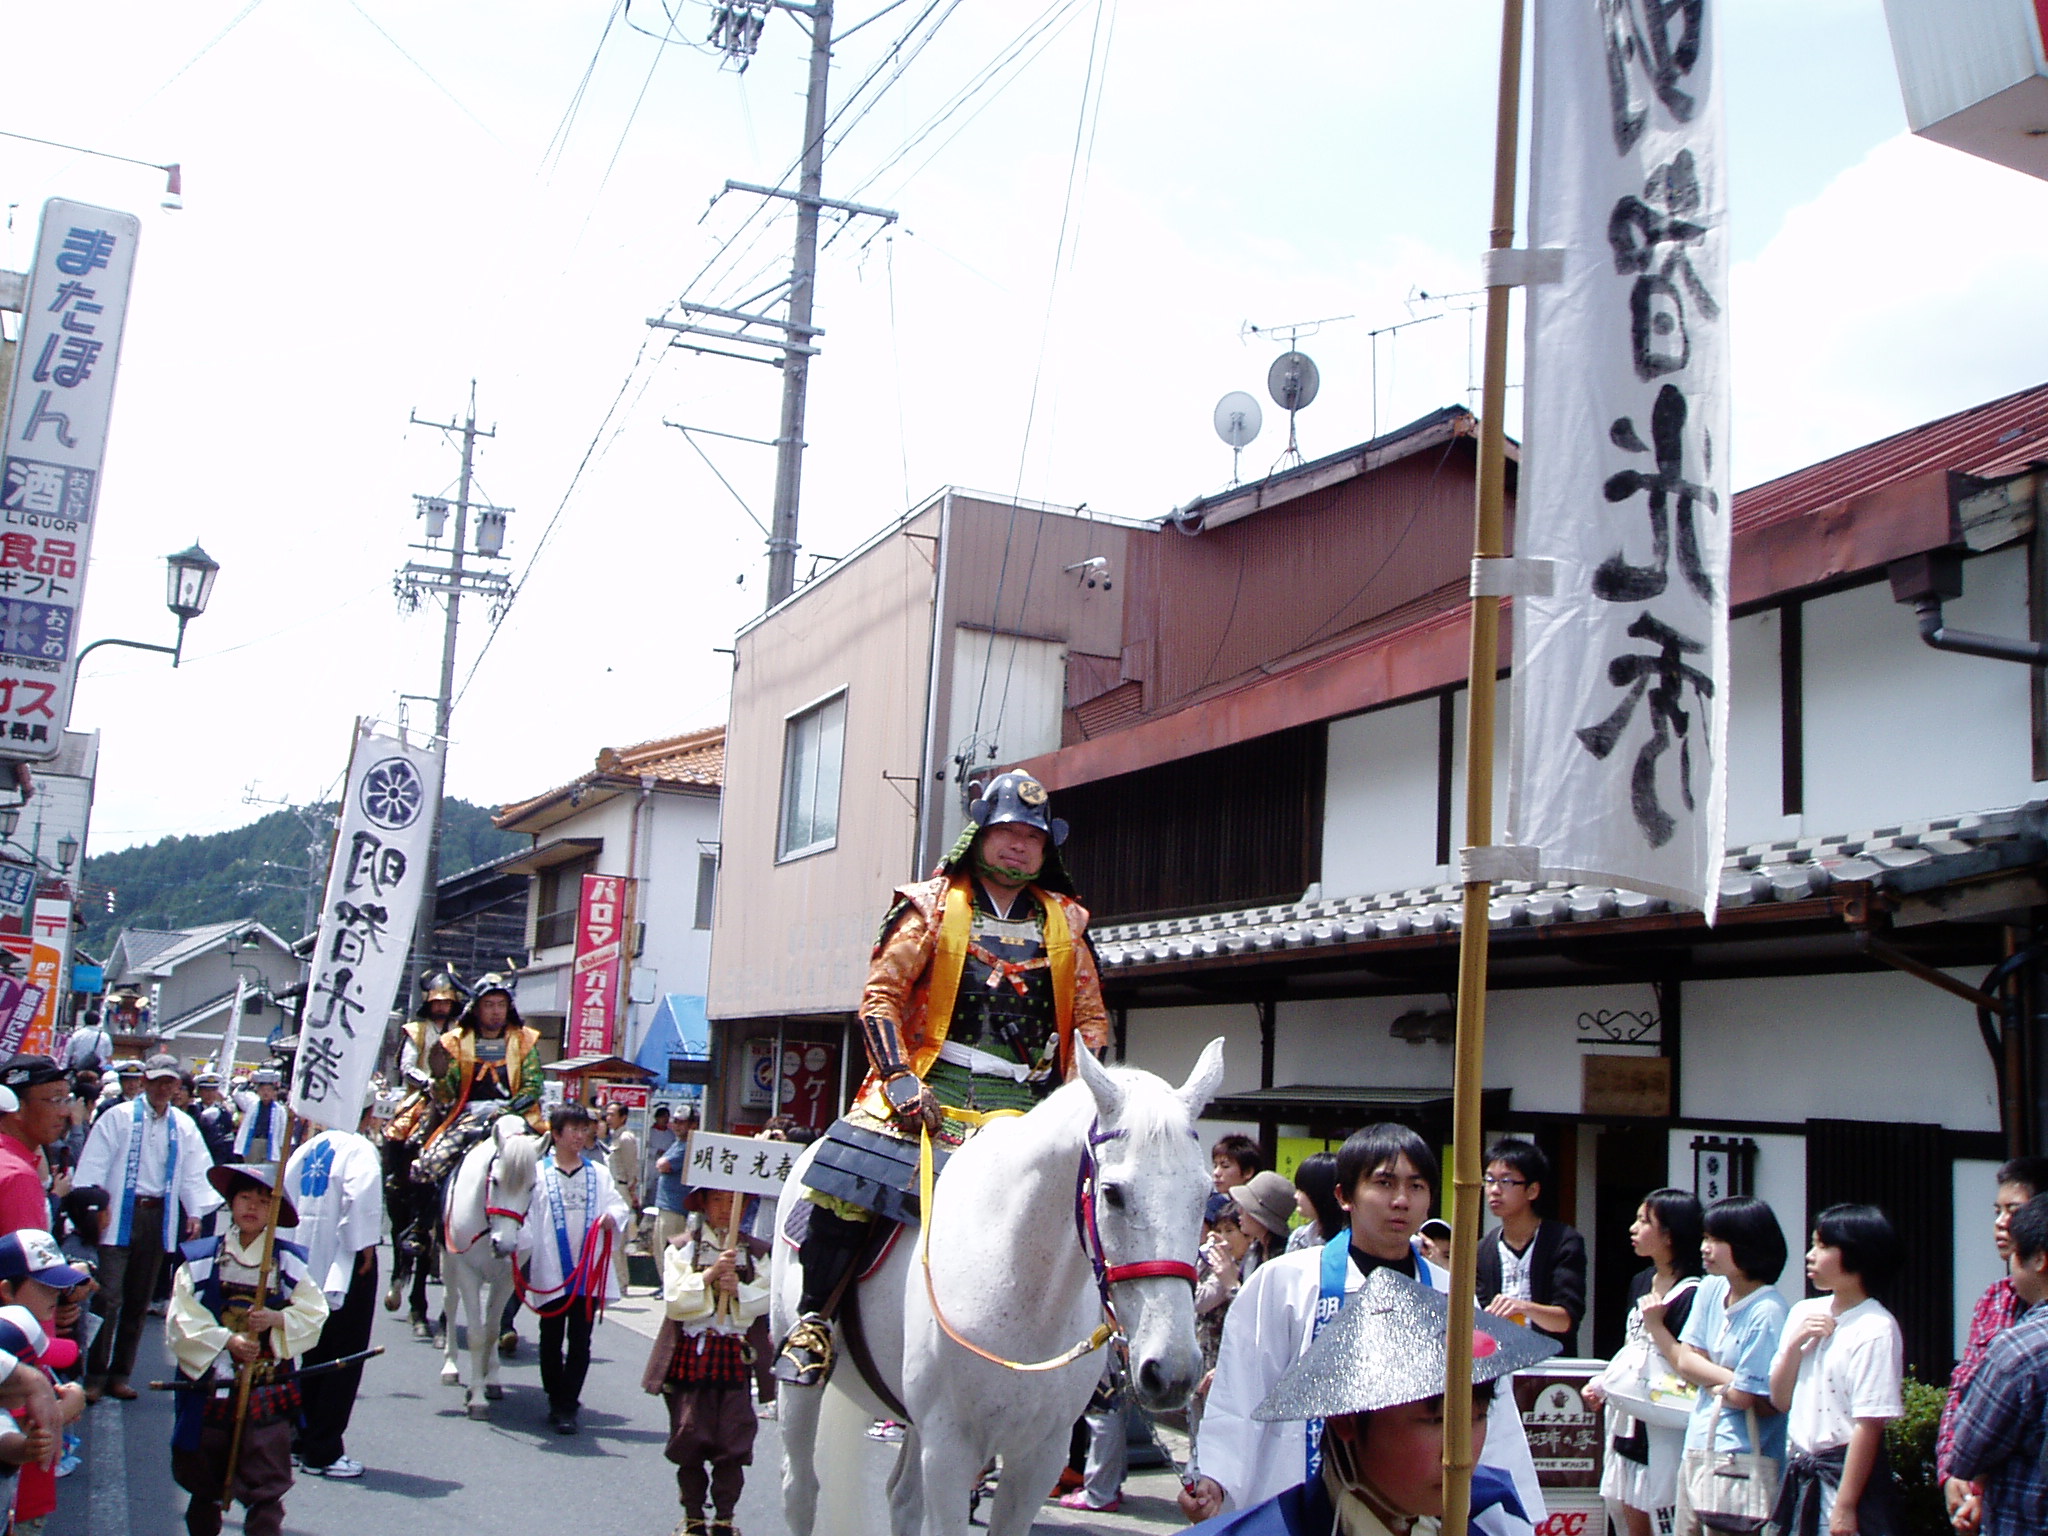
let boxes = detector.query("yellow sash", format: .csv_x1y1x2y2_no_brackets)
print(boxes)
916,879,1075,1075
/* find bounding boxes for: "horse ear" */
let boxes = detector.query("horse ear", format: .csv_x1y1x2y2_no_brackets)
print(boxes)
1071,1037,1125,1122
1175,1037,1227,1119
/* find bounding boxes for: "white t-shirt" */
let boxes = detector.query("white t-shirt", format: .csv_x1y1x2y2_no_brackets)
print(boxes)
1497,1232,1534,1302
1774,1295,1904,1454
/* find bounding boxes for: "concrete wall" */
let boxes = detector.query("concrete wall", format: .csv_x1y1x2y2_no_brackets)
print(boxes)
710,507,940,1022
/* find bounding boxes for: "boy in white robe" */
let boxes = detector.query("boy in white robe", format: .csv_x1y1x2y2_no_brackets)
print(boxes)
1185,1124,1545,1525
515,1103,629,1435
283,1105,385,1477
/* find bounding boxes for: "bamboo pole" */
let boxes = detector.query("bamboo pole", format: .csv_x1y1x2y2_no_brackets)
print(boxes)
219,1114,303,1510
1441,1,1526,1533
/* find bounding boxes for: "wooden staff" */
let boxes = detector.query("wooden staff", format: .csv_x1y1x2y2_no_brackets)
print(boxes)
713,1193,745,1323
1441,2,1526,1534
219,1114,304,1510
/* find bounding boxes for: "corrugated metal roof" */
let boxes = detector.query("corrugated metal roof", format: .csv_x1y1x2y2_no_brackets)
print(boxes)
1734,380,2048,535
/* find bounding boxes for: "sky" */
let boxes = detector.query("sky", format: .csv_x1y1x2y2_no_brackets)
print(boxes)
4,0,2047,863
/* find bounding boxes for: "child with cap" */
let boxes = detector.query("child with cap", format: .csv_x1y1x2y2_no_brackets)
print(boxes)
166,1162,328,1536
0,1236,92,1536
1187,1265,1560,1536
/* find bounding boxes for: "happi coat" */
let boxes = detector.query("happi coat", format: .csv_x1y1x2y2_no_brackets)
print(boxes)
76,1096,221,1247
232,1097,288,1162
1199,1237,1546,1524
516,1153,632,1306
283,1128,385,1303
1187,1465,1531,1536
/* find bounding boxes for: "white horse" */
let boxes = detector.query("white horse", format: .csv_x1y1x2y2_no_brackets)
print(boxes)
439,1114,541,1419
774,1038,1225,1536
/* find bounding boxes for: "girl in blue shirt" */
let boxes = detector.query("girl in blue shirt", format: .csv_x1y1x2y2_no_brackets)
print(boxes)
1643,1196,1791,1466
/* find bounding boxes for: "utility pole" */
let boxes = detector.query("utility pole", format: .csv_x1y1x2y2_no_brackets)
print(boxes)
765,0,833,607
396,388,513,983
651,0,895,610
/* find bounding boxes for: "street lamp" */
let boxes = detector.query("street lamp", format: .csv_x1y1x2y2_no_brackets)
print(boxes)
55,835,77,873
76,543,221,670
0,809,16,840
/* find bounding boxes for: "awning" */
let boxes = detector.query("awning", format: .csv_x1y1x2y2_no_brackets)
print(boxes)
499,837,603,876
543,1054,655,1079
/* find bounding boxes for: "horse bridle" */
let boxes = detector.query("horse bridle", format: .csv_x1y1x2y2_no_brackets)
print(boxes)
446,1139,529,1254
917,1117,1199,1374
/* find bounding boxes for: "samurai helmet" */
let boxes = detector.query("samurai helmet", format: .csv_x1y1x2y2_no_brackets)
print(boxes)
457,972,523,1031
418,968,468,1007
938,770,1077,894
968,770,1067,845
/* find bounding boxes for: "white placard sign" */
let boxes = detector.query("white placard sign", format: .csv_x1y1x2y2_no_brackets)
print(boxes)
0,200,141,761
1509,0,1730,915
682,1131,796,1198
291,724,442,1123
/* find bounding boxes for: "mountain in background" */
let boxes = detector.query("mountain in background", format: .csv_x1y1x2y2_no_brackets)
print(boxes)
77,799,524,956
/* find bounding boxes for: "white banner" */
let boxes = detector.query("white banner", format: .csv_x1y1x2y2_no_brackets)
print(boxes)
680,1130,796,1198
216,976,248,1077
0,201,141,761
291,724,442,1124
1509,0,1729,915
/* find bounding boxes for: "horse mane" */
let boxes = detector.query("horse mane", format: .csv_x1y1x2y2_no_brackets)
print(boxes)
493,1127,541,1190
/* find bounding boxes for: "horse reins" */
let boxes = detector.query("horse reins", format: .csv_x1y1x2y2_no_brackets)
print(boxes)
916,1119,1198,1373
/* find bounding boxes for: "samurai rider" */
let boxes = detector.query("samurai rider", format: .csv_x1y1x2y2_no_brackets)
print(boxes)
412,972,545,1190
774,770,1111,1387
167,1163,329,1536
381,969,467,1337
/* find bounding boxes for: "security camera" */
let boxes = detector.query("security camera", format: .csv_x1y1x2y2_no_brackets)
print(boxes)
1064,556,1113,591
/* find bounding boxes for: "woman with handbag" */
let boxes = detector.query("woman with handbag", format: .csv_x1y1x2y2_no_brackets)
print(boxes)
1586,1188,1705,1536
1643,1196,1790,1536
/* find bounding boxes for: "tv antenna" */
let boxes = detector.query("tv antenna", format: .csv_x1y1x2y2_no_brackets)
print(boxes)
1364,311,1442,442
1213,391,1263,485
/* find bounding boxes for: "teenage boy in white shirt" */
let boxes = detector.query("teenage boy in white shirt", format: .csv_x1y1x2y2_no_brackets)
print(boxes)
1767,1204,1906,1535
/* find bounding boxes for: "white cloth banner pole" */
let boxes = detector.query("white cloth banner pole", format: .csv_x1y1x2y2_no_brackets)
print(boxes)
217,975,247,1076
290,724,443,1123
1509,0,1729,917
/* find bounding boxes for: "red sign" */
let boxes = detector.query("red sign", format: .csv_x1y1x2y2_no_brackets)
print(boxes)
22,897,68,1058
568,874,629,1057
592,1082,650,1109
777,1039,840,1131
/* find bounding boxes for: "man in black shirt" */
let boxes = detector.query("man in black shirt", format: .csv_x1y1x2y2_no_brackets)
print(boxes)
1475,1138,1587,1354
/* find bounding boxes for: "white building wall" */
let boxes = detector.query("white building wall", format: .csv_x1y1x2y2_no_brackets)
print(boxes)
1666,1127,1808,1306
1679,971,1999,1132
1951,1158,2006,1359
628,792,720,1055
1724,608,1796,849
1801,548,2039,833
1323,698,1440,898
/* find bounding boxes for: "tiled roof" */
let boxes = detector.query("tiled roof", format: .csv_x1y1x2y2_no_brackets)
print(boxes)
496,725,724,827
1091,803,2046,973
1733,381,2048,537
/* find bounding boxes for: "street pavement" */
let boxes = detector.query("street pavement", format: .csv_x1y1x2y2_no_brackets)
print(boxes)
49,1274,1192,1536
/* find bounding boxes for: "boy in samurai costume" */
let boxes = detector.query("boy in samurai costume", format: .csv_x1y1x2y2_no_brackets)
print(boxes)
644,1189,773,1536
166,1163,329,1536
775,769,1111,1386
1188,1266,1557,1536
413,973,544,1187
382,968,466,1333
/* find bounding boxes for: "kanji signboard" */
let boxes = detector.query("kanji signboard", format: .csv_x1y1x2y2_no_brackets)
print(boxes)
1510,2,1730,914
290,724,442,1125
681,1130,796,1198
568,873,630,1057
0,201,141,761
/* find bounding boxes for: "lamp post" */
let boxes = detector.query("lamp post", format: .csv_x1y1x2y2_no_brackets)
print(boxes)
75,544,220,669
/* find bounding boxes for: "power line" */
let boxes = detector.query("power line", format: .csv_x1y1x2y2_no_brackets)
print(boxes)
541,0,627,177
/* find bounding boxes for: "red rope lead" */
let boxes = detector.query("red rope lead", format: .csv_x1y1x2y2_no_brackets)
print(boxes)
512,1224,615,1320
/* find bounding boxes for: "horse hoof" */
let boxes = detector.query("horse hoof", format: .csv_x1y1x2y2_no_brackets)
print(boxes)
440,1365,460,1386
383,1284,401,1312
498,1331,519,1359
467,1401,490,1420
484,1383,504,1401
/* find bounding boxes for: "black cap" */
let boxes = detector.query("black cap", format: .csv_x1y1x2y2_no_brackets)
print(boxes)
1,1056,67,1092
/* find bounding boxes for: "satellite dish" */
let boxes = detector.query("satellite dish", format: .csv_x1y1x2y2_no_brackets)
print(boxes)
1268,351,1320,412
1213,392,1263,448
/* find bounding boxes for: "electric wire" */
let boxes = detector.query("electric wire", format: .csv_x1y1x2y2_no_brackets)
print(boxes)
342,0,503,144
968,0,1110,750
541,0,628,178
